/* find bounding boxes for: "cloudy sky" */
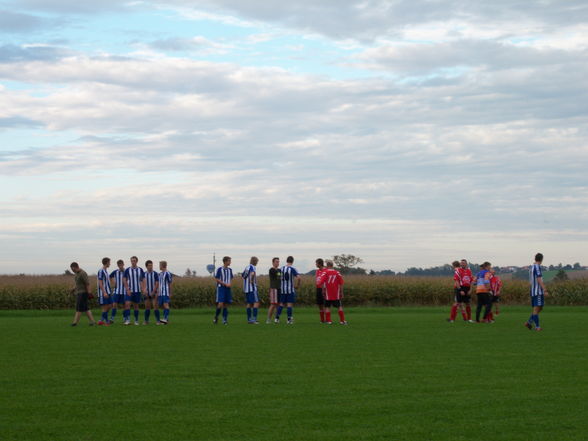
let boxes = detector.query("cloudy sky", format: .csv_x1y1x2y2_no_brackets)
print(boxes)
1,1,587,274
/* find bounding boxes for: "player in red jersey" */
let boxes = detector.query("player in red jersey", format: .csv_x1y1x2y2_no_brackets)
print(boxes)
315,258,327,323
458,259,474,322
316,260,347,325
488,269,503,320
448,261,466,322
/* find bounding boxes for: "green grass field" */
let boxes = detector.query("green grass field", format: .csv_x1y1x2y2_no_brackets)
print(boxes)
1,307,587,441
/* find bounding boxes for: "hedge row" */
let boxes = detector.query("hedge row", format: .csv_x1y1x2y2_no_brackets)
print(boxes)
0,275,587,309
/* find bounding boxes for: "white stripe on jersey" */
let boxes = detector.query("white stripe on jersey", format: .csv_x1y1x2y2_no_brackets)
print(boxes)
145,271,159,293
124,267,144,293
110,269,126,294
216,267,233,287
243,264,257,293
159,271,172,297
529,263,544,296
97,268,111,296
281,265,299,294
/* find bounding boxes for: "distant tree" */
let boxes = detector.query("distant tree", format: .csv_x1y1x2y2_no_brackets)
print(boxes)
184,268,195,278
64,269,73,276
192,270,197,277
369,269,376,275
564,264,573,270
332,254,366,275
573,262,581,270
376,269,396,276
553,269,569,282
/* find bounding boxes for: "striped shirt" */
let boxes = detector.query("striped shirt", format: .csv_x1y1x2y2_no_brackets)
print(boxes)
281,265,299,294
124,266,145,293
145,270,159,294
215,266,233,287
159,271,172,297
109,269,127,295
529,264,544,296
97,268,111,296
243,264,257,293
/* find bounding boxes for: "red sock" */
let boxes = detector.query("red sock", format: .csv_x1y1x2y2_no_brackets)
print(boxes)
338,310,345,323
319,310,325,322
460,309,467,321
326,311,332,323
466,305,472,320
487,312,493,321
450,305,458,320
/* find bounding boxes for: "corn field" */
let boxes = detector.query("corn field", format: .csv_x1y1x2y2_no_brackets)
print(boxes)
0,274,587,309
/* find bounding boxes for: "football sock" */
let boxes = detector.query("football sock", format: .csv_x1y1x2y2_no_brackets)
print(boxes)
111,308,117,319
134,309,139,321
246,307,252,321
154,309,161,321
466,305,472,320
319,310,325,322
164,308,169,320
253,308,258,321
460,309,467,320
528,314,534,324
487,312,493,321
145,309,151,322
532,314,539,328
338,310,345,322
450,305,458,320
326,311,332,322
222,308,228,321
123,309,130,321
276,306,283,318
101,311,108,321
215,307,221,318
287,307,293,319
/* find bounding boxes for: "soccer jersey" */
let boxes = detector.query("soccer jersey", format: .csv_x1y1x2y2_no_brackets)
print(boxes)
316,267,327,288
97,267,111,296
145,270,159,294
453,269,461,288
281,265,299,294
269,267,282,289
317,268,344,301
529,264,544,296
124,266,145,293
159,271,172,297
242,264,257,293
215,266,234,287
475,270,491,293
109,268,127,294
490,275,503,295
458,267,473,287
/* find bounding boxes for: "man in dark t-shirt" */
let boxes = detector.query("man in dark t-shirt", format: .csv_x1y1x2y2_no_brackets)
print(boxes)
266,257,281,324
70,262,96,326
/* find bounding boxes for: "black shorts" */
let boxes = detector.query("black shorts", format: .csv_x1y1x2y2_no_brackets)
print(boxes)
325,299,341,308
492,296,501,303
76,292,89,312
316,288,325,305
454,288,471,304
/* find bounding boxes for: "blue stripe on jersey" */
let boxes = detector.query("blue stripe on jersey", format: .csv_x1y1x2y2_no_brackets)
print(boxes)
109,269,127,294
159,271,172,296
124,267,145,293
215,267,233,287
145,271,159,293
243,264,257,293
97,268,111,296
281,265,299,294
529,263,544,296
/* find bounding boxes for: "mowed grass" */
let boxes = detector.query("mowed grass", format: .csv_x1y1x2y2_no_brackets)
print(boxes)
1,307,587,441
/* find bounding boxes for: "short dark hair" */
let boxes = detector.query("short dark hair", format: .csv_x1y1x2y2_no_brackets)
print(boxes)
130,256,138,261
481,261,491,269
70,262,79,269
145,260,153,266
326,260,334,268
286,256,294,263
223,256,231,264
117,259,124,265
452,260,460,268
460,259,468,264
272,257,279,263
535,253,544,263
316,258,324,266
102,257,110,265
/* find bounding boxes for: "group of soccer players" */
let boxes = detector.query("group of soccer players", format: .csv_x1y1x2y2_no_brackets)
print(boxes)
213,255,347,325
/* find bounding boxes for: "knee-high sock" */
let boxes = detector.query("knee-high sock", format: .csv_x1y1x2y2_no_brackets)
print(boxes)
164,308,169,320
287,307,293,319
466,305,472,320
326,311,332,322
144,309,151,322
215,307,221,318
154,309,160,321
450,305,458,320
319,310,325,322
123,309,130,320
111,308,117,319
532,314,539,327
134,309,139,321
253,308,258,320
276,306,283,318
222,307,228,321
246,307,252,321
338,310,345,322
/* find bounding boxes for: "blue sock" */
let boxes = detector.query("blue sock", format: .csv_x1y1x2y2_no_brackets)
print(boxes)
528,314,534,324
123,309,130,320
111,308,117,319
253,307,258,320
101,311,107,321
532,314,540,327
247,307,252,321
154,309,160,321
215,307,221,318
164,308,169,320
287,307,293,319
222,308,228,321
134,309,139,321
276,306,283,318
145,309,151,322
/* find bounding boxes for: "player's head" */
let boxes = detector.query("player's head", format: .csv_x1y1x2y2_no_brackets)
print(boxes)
286,256,294,264
145,260,153,271
316,258,324,268
102,257,110,267
535,253,543,263
326,260,334,268
460,259,468,268
130,256,138,266
452,260,460,268
250,256,259,265
481,261,491,269
159,260,167,270
222,256,231,266
70,262,79,272
272,257,279,267
117,259,124,269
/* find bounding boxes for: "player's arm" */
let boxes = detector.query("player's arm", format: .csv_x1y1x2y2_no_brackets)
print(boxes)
123,272,131,294
294,274,301,289
83,274,91,294
249,270,256,284
154,279,159,296
537,276,548,296
168,276,173,298
99,276,108,298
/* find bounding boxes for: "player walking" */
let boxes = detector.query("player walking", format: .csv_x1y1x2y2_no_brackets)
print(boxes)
315,258,327,323
123,256,145,326
109,259,126,323
143,260,159,325
525,253,548,331
97,257,112,326
474,262,493,323
317,260,347,325
266,257,281,324
158,261,172,324
243,256,260,324
69,262,96,326
276,256,300,324
214,256,233,325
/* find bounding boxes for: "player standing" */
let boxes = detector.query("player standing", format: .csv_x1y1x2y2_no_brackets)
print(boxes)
266,257,281,324
214,256,233,325
315,258,327,323
144,260,159,325
158,261,173,324
123,256,145,326
276,256,300,324
69,262,96,326
97,257,112,326
448,261,465,323
474,262,493,323
317,260,347,324
489,269,503,320
525,253,548,331
243,256,260,324
109,259,126,323
459,259,474,322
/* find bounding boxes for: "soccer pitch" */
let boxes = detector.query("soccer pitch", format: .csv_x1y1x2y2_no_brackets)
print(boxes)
1,307,586,441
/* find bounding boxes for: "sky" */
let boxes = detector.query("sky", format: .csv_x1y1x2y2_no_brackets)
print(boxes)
1,0,587,275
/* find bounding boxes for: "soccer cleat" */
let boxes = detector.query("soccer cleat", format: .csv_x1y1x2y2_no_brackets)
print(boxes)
265,319,272,324
326,321,333,325
134,321,139,326
70,323,77,327
468,320,475,323
535,327,542,332
98,320,106,326
524,322,533,330
155,321,162,326
287,318,294,325
213,317,218,324
223,321,228,325
274,318,280,324
124,320,131,326
89,322,96,326
340,321,348,325
160,319,168,325
447,319,454,323
108,319,114,325
252,321,259,325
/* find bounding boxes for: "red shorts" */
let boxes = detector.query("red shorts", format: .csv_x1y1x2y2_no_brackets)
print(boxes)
269,288,279,305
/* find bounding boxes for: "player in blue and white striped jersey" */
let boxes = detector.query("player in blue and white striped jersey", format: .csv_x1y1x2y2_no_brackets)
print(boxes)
525,253,549,331
158,261,173,324
276,255,301,324
143,260,159,325
123,256,145,326
97,257,112,326
109,259,126,323
242,256,259,324
214,256,234,325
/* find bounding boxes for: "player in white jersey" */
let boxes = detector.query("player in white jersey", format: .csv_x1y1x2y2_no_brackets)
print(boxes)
123,256,145,326
97,257,112,326
276,256,300,324
158,261,173,324
109,259,126,323
525,253,549,331
243,256,260,324
214,256,233,325
143,260,159,325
